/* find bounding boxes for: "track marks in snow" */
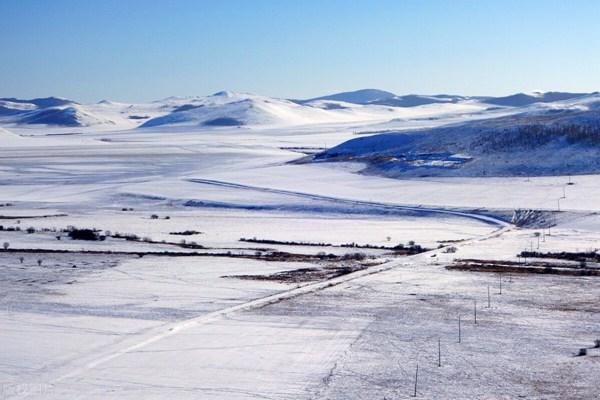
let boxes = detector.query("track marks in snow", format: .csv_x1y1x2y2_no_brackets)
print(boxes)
187,178,509,227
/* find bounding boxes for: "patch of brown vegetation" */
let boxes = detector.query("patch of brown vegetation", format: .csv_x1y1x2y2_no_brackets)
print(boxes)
223,261,379,283
448,259,600,276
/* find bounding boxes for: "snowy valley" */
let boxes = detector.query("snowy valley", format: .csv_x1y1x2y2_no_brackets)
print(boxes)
1,89,600,399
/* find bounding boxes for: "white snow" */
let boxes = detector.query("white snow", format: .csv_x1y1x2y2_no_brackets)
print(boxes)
1,89,600,399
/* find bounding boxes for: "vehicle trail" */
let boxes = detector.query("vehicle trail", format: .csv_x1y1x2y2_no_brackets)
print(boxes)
9,196,511,399
186,178,510,227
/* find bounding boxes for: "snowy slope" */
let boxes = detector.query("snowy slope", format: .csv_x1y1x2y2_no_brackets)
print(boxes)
305,89,469,107
1,89,597,130
0,98,188,129
315,96,600,177
14,104,115,127
139,91,482,128
374,94,469,107
0,126,24,145
481,91,590,107
0,96,74,109
0,96,118,128
305,89,397,104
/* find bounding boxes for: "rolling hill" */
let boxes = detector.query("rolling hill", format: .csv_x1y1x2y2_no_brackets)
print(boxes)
313,94,600,177
1,89,597,130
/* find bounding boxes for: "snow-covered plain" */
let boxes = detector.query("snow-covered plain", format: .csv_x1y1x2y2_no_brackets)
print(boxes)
1,91,600,399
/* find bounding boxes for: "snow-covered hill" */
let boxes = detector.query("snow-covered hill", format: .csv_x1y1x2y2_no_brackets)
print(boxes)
0,97,74,118
374,94,469,107
0,97,117,127
139,91,484,128
1,89,598,131
314,94,600,177
141,91,324,127
15,105,115,127
304,89,397,104
305,89,469,107
0,97,184,129
481,91,590,107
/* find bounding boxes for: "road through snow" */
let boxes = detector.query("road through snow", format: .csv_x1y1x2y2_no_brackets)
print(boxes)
9,211,510,399
186,178,511,227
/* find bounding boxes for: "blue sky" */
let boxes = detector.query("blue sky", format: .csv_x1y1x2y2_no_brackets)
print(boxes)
1,0,599,102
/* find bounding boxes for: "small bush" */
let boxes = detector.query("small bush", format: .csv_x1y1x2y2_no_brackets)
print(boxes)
170,230,201,236
68,229,100,241
342,252,367,261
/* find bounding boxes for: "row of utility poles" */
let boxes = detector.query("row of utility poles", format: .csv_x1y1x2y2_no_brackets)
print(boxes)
409,176,575,397
557,175,574,211
410,275,505,397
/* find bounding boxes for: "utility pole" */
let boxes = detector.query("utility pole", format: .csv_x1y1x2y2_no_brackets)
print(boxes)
412,363,419,397
474,299,477,324
499,273,502,295
487,285,491,308
438,338,441,367
458,315,462,343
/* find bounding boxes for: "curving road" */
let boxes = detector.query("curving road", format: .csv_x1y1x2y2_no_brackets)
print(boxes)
187,178,511,227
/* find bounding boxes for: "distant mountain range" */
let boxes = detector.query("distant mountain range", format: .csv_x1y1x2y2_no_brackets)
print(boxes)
302,89,470,107
302,89,594,108
2,89,600,177
0,89,596,128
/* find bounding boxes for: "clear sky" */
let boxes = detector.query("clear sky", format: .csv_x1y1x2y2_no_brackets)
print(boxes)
1,0,599,102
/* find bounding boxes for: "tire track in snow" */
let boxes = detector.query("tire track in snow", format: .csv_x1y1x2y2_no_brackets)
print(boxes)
9,198,511,399
11,257,425,399
186,178,510,227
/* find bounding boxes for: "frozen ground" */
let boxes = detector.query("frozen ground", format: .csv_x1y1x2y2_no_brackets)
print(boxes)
1,104,599,399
